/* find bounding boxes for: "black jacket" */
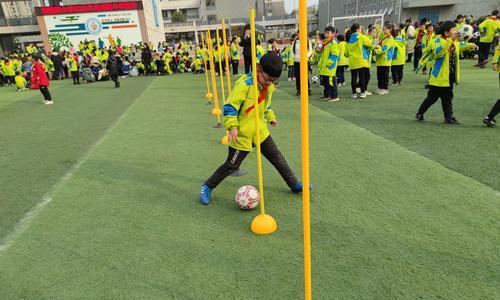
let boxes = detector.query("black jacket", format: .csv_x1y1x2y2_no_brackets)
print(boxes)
107,57,119,75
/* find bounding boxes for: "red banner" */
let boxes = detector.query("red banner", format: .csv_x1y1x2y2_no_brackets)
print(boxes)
35,1,143,16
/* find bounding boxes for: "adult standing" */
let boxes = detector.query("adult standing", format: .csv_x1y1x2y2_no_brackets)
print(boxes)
51,52,63,80
405,18,416,62
141,44,152,75
293,30,312,96
107,50,120,88
240,25,252,74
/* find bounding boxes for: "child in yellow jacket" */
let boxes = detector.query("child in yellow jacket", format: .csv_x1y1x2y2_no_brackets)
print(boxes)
199,53,307,204
483,43,500,127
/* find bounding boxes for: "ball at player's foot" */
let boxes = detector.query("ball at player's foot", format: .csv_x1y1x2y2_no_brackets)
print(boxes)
235,185,260,210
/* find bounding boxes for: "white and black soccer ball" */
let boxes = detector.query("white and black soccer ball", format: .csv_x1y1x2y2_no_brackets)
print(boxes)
235,185,260,210
311,76,319,84
458,24,474,41
315,41,324,52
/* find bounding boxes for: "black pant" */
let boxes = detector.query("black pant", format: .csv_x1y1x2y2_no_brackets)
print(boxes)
336,66,346,84
351,68,368,94
414,47,422,70
406,53,413,63
287,65,294,79
294,62,310,93
417,86,454,120
478,42,492,63
244,56,252,74
40,85,52,101
110,74,119,87
232,60,239,75
321,75,338,98
6,76,15,85
205,136,298,189
487,99,500,119
391,65,404,84
144,61,152,75
71,71,79,84
377,66,390,89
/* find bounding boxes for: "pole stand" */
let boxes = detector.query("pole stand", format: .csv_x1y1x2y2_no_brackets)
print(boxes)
251,214,277,235
213,123,223,128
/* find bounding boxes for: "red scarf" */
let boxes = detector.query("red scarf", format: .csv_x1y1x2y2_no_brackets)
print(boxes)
244,86,268,116
378,34,392,46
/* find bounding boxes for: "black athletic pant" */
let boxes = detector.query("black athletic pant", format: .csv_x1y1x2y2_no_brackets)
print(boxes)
144,62,152,75
71,71,79,84
351,68,368,94
287,65,294,79
377,66,390,90
417,86,454,120
406,53,413,63
414,47,422,71
244,56,251,74
205,136,298,189
487,99,500,119
336,66,345,84
6,76,15,85
232,59,239,75
478,42,492,63
391,65,404,84
321,75,338,98
40,85,52,101
294,62,310,93
110,74,119,87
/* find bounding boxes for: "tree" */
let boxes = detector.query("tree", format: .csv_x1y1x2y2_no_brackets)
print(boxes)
171,10,186,23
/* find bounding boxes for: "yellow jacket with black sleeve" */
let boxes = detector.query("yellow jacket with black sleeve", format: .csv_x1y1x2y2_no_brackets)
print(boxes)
346,32,374,70
374,34,395,67
223,74,276,151
318,37,340,76
479,17,499,43
429,37,477,87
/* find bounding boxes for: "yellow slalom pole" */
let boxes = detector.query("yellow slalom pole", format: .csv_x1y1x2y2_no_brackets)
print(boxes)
200,33,213,104
220,19,231,145
216,28,226,104
298,0,312,298
221,19,231,96
206,29,222,126
249,8,277,235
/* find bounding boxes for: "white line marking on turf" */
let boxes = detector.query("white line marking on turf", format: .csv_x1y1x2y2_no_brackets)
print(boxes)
0,78,158,255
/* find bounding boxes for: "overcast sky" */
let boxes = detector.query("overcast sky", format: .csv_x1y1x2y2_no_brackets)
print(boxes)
283,0,319,13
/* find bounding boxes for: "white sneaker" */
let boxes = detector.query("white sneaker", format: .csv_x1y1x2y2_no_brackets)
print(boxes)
365,91,373,96
288,78,292,81
356,87,361,93
327,98,340,102
292,77,296,81
44,100,54,105
351,94,359,99
342,82,346,86
320,97,329,101
359,92,367,98
41,100,47,104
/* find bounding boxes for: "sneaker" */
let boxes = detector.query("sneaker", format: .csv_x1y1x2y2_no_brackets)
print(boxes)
44,100,54,105
292,77,296,81
365,91,372,96
291,182,314,193
359,92,367,98
375,89,388,95
422,70,427,75
320,97,330,101
288,78,292,81
351,93,359,99
355,87,361,93
41,100,47,104
199,184,213,205
415,114,424,122
444,117,460,125
483,116,496,128
342,82,346,86
327,97,340,102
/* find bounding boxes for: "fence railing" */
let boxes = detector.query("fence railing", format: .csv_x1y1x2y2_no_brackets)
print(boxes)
0,16,38,27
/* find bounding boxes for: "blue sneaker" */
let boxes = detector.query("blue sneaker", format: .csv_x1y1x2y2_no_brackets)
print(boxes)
199,184,213,205
291,182,314,193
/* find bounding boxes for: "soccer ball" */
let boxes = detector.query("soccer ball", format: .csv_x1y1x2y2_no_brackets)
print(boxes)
457,24,474,41
311,76,319,84
315,41,324,52
235,185,260,210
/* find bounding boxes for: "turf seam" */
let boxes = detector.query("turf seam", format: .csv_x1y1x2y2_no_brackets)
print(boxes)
275,88,500,196
0,77,159,256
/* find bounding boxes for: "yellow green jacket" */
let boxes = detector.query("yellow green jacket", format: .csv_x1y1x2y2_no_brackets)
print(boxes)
194,58,202,70
2,62,15,76
429,37,477,87
256,45,266,62
15,74,27,89
318,37,340,76
346,32,374,70
281,45,294,66
374,34,395,67
230,43,240,60
338,41,349,66
223,74,277,151
493,43,500,73
69,57,78,72
479,17,499,43
392,34,406,66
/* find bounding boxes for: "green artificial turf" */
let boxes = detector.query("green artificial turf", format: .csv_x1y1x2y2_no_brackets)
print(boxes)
0,68,499,299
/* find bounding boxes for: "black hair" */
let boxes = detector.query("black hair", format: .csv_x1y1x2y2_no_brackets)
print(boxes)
324,26,335,33
493,10,499,16
268,38,276,44
436,20,456,35
425,23,434,30
259,52,282,78
336,34,345,42
291,33,297,40
456,14,464,20
420,18,428,24
15,71,21,76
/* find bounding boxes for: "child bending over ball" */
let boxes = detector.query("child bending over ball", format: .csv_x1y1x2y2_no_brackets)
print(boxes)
199,53,308,205
15,71,27,92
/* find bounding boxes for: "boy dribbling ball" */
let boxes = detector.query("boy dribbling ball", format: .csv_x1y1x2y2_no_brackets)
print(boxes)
199,52,309,205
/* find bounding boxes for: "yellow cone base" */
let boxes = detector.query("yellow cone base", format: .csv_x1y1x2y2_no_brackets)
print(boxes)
251,214,278,235
211,108,221,116
206,92,213,100
220,134,229,145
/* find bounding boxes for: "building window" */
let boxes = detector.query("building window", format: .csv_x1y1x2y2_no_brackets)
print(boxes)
207,14,216,24
206,0,215,9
